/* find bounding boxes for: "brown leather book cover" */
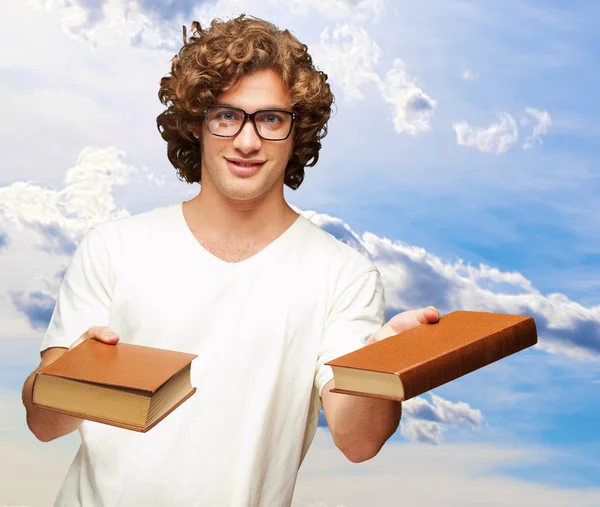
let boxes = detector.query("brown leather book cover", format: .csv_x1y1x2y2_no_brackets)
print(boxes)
35,339,198,392
325,310,538,401
32,340,198,431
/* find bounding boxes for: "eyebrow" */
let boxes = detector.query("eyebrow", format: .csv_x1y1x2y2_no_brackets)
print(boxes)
217,102,291,111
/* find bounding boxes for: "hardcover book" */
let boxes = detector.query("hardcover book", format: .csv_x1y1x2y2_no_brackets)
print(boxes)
325,310,537,401
32,339,197,432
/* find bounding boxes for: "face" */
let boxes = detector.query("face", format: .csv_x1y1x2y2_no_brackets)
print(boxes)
196,69,295,205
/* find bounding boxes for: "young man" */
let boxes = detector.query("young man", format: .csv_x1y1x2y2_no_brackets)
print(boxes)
22,15,440,507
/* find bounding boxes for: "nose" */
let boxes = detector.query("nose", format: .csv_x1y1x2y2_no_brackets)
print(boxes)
232,119,262,153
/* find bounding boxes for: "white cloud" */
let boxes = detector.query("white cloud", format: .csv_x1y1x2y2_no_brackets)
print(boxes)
314,25,438,135
3,155,600,360
452,107,551,154
1,382,598,507
452,112,519,154
400,419,446,445
27,0,383,51
0,146,170,339
378,59,438,135
461,69,479,81
299,211,600,359
0,146,133,244
314,24,382,102
294,207,367,255
283,0,383,22
27,0,147,47
522,107,552,149
293,429,600,507
0,389,79,507
400,394,484,444
1,147,598,507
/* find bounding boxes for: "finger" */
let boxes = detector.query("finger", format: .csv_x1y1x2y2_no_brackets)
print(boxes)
84,325,120,344
386,308,428,334
385,307,441,334
424,306,441,321
368,322,398,343
367,307,442,345
70,326,119,350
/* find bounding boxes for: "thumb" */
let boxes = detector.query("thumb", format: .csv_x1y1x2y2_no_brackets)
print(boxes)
69,326,120,350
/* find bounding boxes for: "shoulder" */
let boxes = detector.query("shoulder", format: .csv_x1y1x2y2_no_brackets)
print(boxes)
89,202,180,245
297,212,378,280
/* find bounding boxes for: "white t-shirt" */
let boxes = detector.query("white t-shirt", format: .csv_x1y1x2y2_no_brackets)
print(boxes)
41,202,386,507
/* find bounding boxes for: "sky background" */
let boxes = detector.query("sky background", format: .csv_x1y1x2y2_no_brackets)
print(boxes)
1,0,599,506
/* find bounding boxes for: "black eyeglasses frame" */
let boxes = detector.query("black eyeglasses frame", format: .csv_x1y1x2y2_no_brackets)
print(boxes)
204,105,296,141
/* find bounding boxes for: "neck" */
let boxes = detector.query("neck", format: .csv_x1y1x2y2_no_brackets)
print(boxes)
183,179,297,241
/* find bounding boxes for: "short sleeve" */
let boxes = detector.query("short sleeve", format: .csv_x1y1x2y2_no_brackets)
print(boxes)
314,268,386,397
40,227,114,351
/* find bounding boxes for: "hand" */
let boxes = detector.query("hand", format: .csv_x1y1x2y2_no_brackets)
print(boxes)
366,306,441,346
69,326,120,350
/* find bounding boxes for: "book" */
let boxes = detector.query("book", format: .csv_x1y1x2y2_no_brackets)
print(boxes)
32,339,198,432
325,310,538,401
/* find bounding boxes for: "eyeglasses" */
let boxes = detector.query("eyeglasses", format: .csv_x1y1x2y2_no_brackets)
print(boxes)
204,105,296,141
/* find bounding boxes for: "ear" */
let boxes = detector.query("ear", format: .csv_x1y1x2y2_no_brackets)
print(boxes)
190,119,204,140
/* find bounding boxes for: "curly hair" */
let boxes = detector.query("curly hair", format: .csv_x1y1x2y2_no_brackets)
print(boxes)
156,15,335,190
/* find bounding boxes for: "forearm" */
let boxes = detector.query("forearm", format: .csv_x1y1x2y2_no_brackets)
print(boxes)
333,394,402,461
22,369,83,442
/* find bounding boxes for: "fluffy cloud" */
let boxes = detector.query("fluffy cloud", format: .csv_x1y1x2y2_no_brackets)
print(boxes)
379,59,438,135
28,0,145,47
401,394,484,444
28,0,382,51
314,25,437,134
0,146,167,338
293,429,600,507
0,227,8,251
23,1,434,138
453,108,552,154
282,0,382,21
452,113,519,154
522,107,552,149
314,24,382,102
4,154,598,359
461,69,478,81
2,146,599,460
3,370,595,507
301,210,600,359
0,146,133,248
11,291,57,331
296,208,368,256
316,389,484,445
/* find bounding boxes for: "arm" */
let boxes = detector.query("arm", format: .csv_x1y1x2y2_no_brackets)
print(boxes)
322,306,440,463
22,347,83,442
322,378,401,463
23,226,119,442
22,327,120,442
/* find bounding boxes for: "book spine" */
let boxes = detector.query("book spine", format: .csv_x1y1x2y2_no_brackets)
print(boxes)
400,318,538,401
31,372,41,405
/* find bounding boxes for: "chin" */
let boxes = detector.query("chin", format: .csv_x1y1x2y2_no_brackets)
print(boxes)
220,183,272,203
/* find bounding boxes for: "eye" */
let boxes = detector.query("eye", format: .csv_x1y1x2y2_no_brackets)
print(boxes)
256,112,284,125
217,111,239,121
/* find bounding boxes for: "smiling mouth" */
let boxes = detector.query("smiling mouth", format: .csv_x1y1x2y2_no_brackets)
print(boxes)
226,159,265,167
225,158,265,176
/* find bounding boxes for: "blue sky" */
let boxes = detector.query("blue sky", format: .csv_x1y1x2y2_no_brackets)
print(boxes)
1,0,599,506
